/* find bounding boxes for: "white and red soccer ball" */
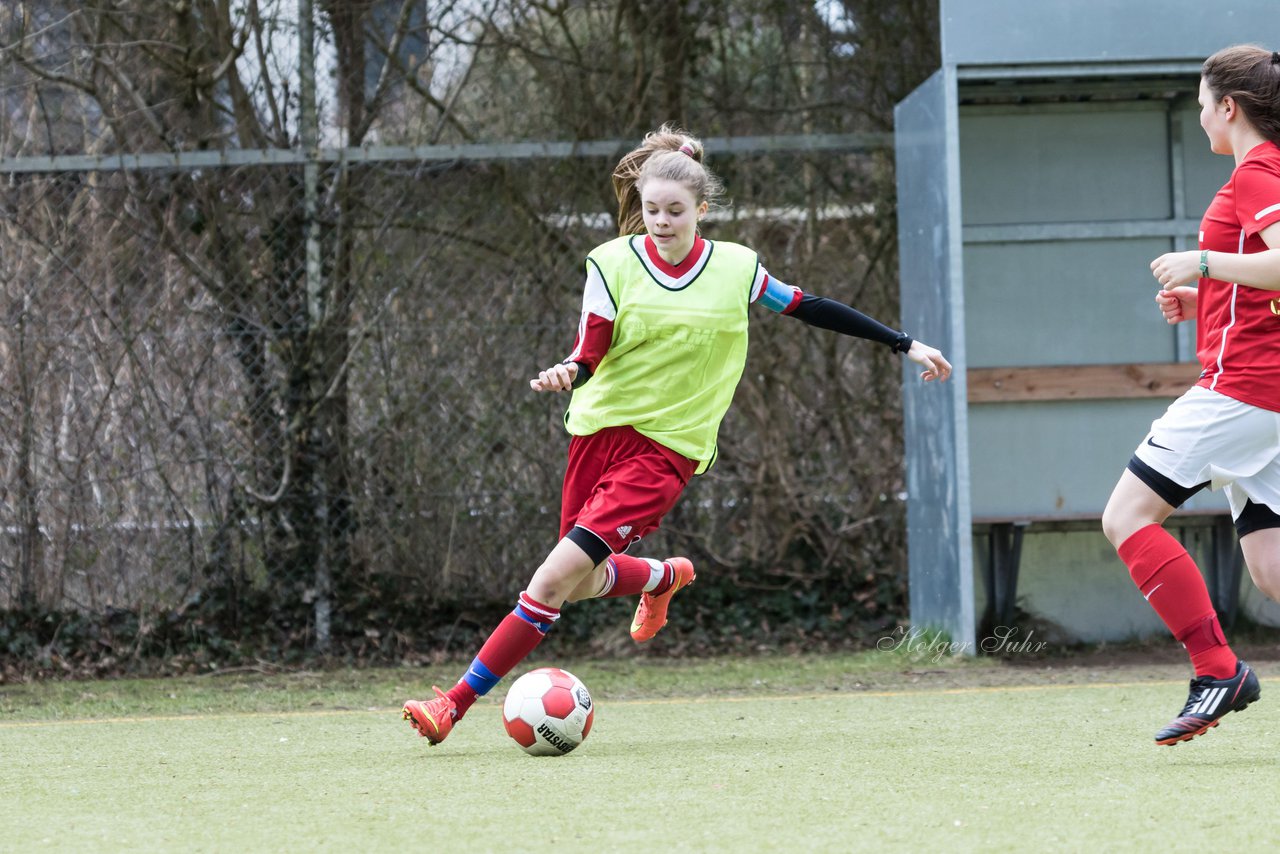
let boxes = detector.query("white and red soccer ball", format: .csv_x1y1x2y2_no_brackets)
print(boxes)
502,667,594,756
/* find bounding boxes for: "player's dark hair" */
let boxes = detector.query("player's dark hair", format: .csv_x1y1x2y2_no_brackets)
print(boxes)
1203,44,1280,147
611,124,724,236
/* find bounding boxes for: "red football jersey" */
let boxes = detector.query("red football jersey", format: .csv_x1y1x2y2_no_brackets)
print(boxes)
1196,141,1280,411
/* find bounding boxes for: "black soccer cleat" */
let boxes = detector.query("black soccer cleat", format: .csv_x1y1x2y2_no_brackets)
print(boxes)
1155,660,1260,746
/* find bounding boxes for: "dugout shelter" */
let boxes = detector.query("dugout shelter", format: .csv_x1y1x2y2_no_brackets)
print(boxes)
895,0,1280,649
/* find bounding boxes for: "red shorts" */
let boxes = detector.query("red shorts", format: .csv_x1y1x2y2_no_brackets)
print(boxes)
560,425,696,554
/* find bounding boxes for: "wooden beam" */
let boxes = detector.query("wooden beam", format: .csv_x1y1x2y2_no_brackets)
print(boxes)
967,362,1202,403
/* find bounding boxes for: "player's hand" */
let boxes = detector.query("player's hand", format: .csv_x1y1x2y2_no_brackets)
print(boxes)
530,361,578,392
906,340,951,382
1150,250,1201,288
1155,286,1197,325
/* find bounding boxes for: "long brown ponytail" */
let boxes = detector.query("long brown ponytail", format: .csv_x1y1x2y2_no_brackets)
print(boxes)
1203,44,1280,147
611,124,724,236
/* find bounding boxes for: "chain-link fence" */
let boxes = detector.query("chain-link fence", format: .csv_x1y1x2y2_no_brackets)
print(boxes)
1,1,937,663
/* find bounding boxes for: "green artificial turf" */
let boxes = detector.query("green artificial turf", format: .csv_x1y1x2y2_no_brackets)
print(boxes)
2,652,1278,851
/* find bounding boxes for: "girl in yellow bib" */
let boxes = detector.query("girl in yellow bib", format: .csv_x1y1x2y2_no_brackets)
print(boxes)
404,125,951,745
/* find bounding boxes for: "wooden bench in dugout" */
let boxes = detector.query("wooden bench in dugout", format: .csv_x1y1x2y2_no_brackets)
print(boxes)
967,362,1246,634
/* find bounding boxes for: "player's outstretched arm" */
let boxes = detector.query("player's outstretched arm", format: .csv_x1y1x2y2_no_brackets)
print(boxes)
530,361,578,392
905,340,951,382
767,285,951,382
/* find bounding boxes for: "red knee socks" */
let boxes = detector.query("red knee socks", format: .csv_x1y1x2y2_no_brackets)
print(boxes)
1118,524,1237,679
446,591,560,720
596,554,674,598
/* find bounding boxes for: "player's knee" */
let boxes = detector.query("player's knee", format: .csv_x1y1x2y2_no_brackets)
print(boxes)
562,566,606,603
1253,572,1280,603
1246,557,1280,602
1101,503,1135,550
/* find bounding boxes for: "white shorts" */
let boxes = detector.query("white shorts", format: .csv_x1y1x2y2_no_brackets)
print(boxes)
1132,386,1280,520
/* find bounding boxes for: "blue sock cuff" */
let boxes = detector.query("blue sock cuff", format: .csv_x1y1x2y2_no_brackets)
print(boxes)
514,604,554,634
461,657,501,696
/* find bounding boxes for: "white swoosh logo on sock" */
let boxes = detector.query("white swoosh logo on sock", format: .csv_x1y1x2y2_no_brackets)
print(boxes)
1144,583,1164,602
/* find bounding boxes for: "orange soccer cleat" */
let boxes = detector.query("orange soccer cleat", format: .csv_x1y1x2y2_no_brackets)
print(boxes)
402,686,456,745
630,557,696,643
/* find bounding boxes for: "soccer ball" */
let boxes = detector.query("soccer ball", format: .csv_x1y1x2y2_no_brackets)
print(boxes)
502,667,594,756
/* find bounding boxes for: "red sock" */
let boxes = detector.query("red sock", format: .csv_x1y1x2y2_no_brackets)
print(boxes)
597,555,673,599
446,592,560,720
1118,524,1237,679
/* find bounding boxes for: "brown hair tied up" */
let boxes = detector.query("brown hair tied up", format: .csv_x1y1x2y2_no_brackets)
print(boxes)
1203,44,1280,146
611,124,724,236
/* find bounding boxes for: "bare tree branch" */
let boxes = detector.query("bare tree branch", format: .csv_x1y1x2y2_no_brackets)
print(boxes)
351,0,416,143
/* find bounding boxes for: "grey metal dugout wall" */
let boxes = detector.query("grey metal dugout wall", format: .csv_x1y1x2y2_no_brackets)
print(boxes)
898,67,972,650
896,0,1280,646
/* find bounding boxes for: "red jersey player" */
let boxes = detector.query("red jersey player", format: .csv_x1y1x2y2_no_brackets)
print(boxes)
1102,44,1280,745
